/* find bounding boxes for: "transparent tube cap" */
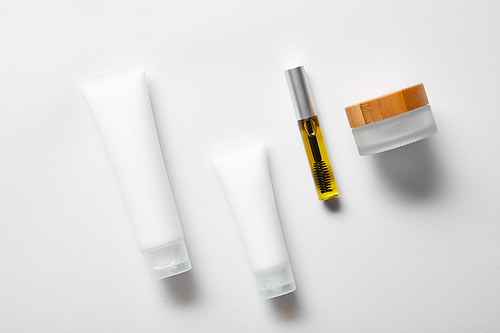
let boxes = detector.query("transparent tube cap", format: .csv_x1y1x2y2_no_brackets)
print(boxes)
254,264,296,299
141,241,192,279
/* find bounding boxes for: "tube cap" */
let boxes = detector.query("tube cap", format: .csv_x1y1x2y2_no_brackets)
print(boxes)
285,66,317,120
254,264,296,299
141,241,192,279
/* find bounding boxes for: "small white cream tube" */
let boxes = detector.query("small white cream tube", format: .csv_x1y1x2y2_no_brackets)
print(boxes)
81,63,191,279
211,140,296,298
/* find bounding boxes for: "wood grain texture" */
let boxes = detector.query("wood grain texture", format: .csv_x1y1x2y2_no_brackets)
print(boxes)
345,83,429,128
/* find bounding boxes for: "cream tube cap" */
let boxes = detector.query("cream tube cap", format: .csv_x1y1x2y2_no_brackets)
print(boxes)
254,264,296,299
141,241,192,279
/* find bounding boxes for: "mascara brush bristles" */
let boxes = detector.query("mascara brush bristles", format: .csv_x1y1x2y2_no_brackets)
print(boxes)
313,161,332,193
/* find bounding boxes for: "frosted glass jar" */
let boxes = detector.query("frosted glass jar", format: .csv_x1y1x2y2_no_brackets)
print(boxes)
345,84,437,156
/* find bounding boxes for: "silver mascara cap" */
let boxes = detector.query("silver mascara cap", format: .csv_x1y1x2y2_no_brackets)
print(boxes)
284,66,317,120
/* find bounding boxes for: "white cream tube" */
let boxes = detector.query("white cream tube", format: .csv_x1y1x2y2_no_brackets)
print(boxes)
211,140,296,298
81,63,191,279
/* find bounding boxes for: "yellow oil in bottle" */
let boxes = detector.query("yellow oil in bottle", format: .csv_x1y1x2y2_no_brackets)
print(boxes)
298,116,339,200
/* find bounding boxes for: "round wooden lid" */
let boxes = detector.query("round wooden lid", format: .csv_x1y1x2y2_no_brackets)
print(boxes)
345,83,429,128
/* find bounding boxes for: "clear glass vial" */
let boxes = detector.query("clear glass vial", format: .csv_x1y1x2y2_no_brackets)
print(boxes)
285,66,339,200
345,83,437,156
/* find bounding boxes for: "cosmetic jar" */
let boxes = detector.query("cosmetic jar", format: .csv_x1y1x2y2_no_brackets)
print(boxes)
345,83,437,156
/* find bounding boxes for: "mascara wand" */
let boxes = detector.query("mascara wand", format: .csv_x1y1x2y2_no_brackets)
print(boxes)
305,119,332,194
285,66,339,201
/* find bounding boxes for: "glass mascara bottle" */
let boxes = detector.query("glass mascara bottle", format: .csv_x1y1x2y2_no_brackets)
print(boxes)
285,66,339,201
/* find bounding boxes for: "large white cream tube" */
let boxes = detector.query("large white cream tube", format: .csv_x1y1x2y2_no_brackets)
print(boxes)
81,63,191,279
211,140,296,298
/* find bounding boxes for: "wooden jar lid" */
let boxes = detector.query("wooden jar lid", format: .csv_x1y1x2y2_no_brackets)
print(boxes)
345,83,429,128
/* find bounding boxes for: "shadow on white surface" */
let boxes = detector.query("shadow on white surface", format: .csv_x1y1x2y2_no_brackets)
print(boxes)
372,138,444,200
324,197,342,212
269,290,301,321
157,270,199,306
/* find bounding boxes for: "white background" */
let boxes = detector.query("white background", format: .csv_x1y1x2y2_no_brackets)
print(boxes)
1,0,499,332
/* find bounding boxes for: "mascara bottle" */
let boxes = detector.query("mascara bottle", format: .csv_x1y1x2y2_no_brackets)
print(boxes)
285,66,339,201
